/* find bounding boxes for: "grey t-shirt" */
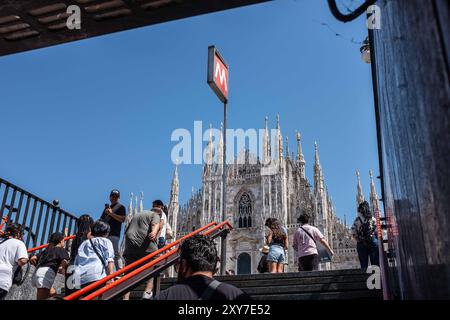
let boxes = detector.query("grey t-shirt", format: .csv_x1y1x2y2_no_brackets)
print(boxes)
124,210,161,256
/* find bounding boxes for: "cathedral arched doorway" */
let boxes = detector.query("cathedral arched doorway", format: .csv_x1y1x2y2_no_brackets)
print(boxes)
237,253,251,274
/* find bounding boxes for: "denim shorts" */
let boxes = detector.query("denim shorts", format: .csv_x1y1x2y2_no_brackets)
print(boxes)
267,244,286,264
32,266,56,289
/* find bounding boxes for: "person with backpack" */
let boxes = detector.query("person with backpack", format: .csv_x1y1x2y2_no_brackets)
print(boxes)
0,223,28,300
293,214,334,271
73,220,115,289
65,214,94,296
352,201,379,269
154,235,249,300
30,232,70,300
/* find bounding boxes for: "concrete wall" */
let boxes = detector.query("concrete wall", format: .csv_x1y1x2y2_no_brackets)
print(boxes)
5,265,65,300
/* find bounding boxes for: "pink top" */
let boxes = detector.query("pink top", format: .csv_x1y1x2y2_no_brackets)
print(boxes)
293,224,324,258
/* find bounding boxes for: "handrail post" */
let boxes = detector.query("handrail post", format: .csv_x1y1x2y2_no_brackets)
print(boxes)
153,274,161,297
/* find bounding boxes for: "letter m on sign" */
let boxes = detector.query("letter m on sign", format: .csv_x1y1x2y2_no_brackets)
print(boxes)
207,46,229,103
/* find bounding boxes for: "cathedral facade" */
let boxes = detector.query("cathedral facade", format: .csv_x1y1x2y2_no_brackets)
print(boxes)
164,115,368,274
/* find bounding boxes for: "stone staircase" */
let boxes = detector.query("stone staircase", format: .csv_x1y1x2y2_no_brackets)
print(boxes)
131,269,382,300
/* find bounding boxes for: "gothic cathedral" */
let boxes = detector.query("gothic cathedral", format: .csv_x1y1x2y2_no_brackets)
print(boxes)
163,115,380,273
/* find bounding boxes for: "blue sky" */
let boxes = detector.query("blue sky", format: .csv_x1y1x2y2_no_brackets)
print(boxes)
0,0,380,223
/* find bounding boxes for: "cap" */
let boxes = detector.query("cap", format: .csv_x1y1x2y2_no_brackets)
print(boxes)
110,189,120,197
152,199,164,207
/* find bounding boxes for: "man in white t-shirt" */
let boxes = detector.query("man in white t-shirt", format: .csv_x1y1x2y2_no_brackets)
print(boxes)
0,223,28,300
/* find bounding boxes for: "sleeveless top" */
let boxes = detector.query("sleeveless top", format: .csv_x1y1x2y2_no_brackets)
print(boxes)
270,227,287,246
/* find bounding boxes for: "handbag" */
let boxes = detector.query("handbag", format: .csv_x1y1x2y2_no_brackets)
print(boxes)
300,226,332,263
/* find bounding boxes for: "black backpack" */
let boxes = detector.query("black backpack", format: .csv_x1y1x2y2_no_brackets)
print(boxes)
358,217,376,247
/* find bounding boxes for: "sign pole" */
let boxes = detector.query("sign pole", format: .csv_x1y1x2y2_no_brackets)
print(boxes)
221,101,228,275
207,45,229,275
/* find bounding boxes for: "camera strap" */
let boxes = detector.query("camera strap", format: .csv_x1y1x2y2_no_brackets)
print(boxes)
198,280,221,300
89,238,107,272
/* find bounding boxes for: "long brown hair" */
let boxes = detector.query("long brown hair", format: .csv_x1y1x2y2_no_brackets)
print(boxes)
267,219,286,241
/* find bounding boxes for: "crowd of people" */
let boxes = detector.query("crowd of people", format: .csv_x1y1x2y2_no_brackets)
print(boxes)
257,201,379,274
0,187,380,301
0,189,174,300
255,215,335,274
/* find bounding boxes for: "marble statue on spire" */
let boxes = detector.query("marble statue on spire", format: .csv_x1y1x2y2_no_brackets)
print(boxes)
296,131,306,179
356,170,365,207
369,170,380,215
139,191,144,213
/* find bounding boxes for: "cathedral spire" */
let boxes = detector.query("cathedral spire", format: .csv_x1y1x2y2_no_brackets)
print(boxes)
369,170,380,214
314,142,324,196
128,192,133,215
296,131,304,162
217,123,223,167
296,131,306,178
139,192,144,213
314,141,320,166
285,136,290,159
263,116,270,165
204,124,214,169
356,170,365,207
209,123,213,163
276,114,283,161
168,163,180,240
171,162,179,199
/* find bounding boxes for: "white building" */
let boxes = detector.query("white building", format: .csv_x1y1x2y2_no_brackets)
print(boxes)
126,115,381,274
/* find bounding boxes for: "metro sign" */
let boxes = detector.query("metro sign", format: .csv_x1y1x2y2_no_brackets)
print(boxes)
207,46,229,103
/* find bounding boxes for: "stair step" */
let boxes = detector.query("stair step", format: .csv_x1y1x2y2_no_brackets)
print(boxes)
158,269,368,282
129,269,381,300
134,282,372,295
154,275,370,291
253,290,382,300
242,282,371,295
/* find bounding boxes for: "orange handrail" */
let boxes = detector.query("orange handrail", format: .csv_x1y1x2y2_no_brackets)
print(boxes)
81,220,232,300
0,216,9,237
27,235,76,253
64,221,218,300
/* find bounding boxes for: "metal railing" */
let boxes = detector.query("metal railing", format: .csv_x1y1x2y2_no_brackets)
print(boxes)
0,178,78,248
65,220,233,300
27,235,76,254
